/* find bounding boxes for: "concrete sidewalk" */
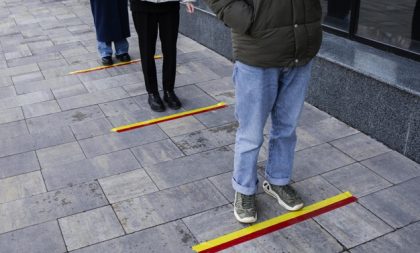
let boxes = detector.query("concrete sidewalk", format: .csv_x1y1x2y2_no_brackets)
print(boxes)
0,0,420,252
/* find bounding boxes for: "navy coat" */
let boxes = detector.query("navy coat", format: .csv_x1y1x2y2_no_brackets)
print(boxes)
90,0,130,42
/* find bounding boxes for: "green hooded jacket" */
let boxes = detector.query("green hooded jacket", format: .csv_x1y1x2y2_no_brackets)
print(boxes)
203,0,323,68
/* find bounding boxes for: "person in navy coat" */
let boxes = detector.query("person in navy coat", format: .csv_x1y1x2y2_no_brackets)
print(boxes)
90,0,131,65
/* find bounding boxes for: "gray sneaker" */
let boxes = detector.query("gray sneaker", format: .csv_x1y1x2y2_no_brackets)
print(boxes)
234,192,257,223
262,181,304,211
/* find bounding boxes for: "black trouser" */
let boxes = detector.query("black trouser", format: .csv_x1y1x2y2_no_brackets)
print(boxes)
132,8,179,94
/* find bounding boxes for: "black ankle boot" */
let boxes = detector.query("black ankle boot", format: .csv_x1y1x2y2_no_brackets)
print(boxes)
148,93,165,112
163,90,182,110
101,56,113,66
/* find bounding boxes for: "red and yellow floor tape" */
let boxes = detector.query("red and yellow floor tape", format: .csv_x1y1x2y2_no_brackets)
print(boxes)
69,55,162,75
111,102,228,133
192,191,357,253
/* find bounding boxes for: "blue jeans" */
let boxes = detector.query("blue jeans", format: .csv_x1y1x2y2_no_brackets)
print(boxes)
97,39,129,58
232,60,313,195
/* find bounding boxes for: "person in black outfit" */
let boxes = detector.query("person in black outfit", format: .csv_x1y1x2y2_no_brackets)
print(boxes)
130,0,195,112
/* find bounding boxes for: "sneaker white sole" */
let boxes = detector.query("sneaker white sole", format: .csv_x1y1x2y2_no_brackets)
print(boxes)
262,181,304,211
234,209,257,224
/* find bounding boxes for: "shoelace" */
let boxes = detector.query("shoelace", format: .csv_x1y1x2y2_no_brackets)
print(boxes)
239,194,255,209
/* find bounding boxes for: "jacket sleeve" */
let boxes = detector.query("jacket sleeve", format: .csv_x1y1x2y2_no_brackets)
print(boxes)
203,0,254,34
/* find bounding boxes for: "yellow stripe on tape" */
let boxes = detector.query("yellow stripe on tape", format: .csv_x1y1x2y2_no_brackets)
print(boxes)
192,191,354,252
111,102,228,133
69,55,162,75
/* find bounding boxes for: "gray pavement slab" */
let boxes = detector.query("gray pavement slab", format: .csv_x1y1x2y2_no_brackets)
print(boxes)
0,126,75,158
359,177,420,229
0,182,107,234
72,221,197,253
112,179,228,233
361,151,420,184
0,221,67,253
52,83,89,99
314,203,393,248
0,107,24,124
15,75,81,94
144,147,234,190
172,123,237,155
350,221,420,253
26,105,105,133
99,169,159,204
323,163,392,197
299,117,359,143
330,133,391,161
22,100,61,118
0,85,16,99
159,116,207,137
36,142,86,168
59,206,125,251
0,90,54,110
78,125,167,158
131,139,185,167
0,120,28,139
42,150,141,190
0,171,46,204
71,118,113,140
0,152,40,179
292,143,355,182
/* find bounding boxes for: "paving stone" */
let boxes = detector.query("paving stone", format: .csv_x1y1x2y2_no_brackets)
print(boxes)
159,116,207,137
0,63,39,77
0,221,66,253
60,47,89,59
112,179,228,233
255,219,344,253
43,150,141,190
0,107,24,124
361,151,420,184
76,69,113,83
295,126,325,151
4,44,32,60
131,139,184,167
0,120,28,140
11,72,44,84
174,62,220,87
292,143,355,182
292,175,342,205
208,172,266,203
145,147,234,189
358,177,420,229
52,83,88,99
72,221,197,253
15,75,80,94
350,221,420,253
22,100,61,118
0,152,40,179
7,52,63,68
299,117,359,143
0,126,75,158
98,98,141,117
174,84,219,110
0,76,12,87
183,204,246,242
65,52,98,65
99,169,158,204
0,171,46,204
122,82,147,96
83,72,142,92
71,118,113,140
0,182,107,234
57,87,129,111
172,123,237,155
79,126,167,158
330,133,391,161
323,163,392,197
38,59,69,71
59,206,125,251
314,203,393,248
196,77,236,104
26,105,104,133
0,86,16,99
194,105,236,128
0,90,54,110
36,142,86,168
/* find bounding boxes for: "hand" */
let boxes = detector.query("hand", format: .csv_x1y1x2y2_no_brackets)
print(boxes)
186,3,195,13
